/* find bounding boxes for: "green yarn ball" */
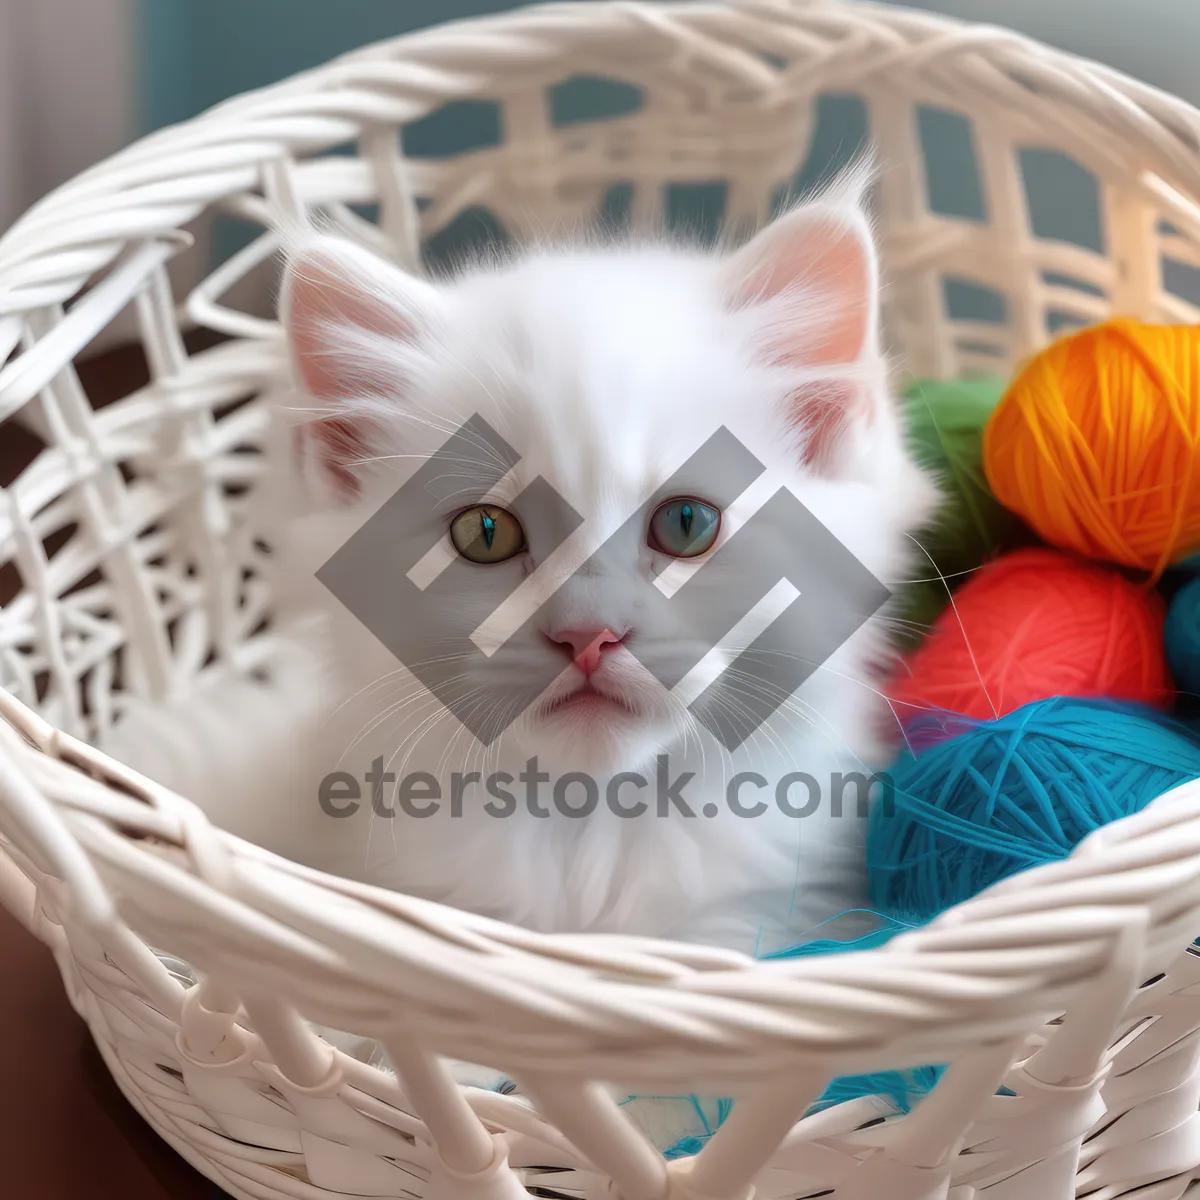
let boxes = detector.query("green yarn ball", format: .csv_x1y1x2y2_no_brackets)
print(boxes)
892,578,953,650
894,377,1024,645
903,375,1021,574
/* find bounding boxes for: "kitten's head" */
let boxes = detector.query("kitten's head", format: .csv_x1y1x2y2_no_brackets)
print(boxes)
280,170,938,778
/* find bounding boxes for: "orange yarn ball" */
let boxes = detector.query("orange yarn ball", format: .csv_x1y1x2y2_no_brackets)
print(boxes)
888,548,1172,723
983,319,1200,578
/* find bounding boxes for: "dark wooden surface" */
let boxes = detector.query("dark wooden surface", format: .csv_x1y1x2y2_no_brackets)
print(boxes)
0,907,224,1198
1,340,230,1197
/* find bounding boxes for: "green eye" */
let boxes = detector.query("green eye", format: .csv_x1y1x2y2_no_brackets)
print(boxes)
648,498,721,559
450,505,526,564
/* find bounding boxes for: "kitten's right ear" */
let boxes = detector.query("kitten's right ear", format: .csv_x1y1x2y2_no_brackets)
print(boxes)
279,235,442,498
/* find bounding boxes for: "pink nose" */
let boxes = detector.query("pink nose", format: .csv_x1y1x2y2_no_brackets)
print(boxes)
546,628,625,676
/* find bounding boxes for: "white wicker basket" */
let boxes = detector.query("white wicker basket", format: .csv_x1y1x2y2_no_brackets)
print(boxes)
3,2,1200,1197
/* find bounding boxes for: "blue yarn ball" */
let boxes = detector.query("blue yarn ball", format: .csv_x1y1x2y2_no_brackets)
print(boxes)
664,700,1200,1144
1166,577,1200,698
868,697,1200,923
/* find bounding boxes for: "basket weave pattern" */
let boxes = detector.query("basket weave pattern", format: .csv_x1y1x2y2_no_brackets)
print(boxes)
3,2,1200,1197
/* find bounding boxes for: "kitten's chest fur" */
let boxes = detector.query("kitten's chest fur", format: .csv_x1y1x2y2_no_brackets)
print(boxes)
300,617,886,958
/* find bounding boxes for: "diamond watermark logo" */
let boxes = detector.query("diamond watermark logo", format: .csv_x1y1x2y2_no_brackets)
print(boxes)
316,416,890,751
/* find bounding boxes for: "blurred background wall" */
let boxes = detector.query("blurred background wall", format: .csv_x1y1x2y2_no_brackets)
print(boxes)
2,0,1195,235
136,0,1200,136
0,0,1195,289
0,0,132,231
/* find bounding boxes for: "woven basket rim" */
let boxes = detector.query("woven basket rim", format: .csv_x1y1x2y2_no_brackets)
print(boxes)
4,678,1200,1076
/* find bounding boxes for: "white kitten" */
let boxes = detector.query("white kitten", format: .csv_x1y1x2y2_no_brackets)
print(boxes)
256,165,939,959
109,166,938,964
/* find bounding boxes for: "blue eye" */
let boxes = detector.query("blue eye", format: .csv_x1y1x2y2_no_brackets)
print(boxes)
648,498,721,558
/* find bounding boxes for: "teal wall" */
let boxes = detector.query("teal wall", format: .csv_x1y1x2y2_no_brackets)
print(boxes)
887,0,1200,110
135,0,1200,308
138,1,1200,134
139,1,518,132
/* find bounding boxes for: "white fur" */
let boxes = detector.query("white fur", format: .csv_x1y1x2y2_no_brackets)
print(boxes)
113,170,940,963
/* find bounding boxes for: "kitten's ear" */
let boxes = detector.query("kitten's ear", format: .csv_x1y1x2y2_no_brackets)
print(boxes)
279,235,443,498
723,192,879,366
722,174,881,472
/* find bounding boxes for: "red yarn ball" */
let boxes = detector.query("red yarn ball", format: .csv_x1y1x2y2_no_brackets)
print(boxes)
888,548,1173,723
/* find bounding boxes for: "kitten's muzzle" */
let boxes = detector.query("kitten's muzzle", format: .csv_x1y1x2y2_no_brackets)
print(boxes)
541,627,629,677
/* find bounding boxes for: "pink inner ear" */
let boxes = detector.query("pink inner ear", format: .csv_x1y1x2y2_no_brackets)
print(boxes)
787,381,859,472
283,243,421,500
727,207,877,472
731,212,873,368
285,250,418,404
294,416,377,500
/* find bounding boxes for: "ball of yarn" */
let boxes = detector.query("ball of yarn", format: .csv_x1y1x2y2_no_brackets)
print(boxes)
888,547,1172,722
983,318,1200,578
1166,576,1200,697
869,696,1200,921
902,376,1024,578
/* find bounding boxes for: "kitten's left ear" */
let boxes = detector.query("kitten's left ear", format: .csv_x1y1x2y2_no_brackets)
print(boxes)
723,196,879,367
279,235,444,499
